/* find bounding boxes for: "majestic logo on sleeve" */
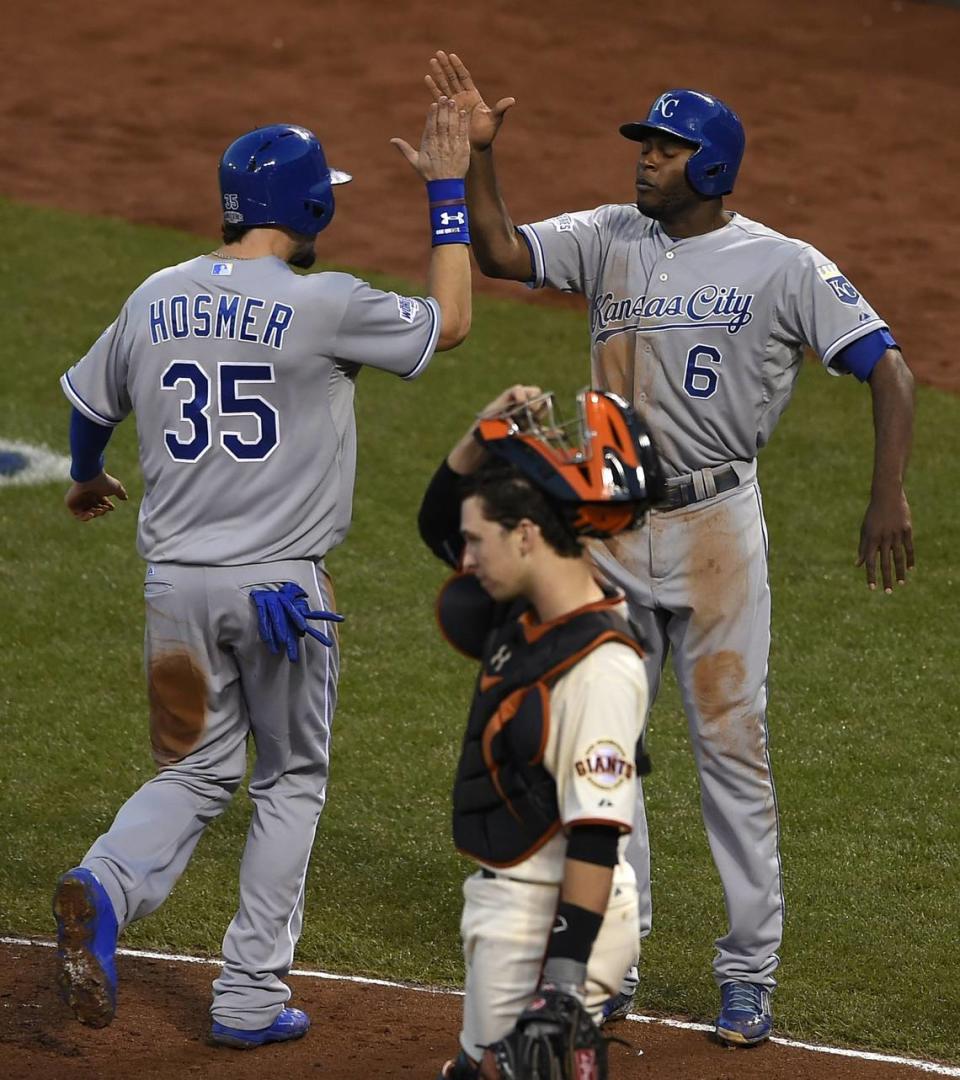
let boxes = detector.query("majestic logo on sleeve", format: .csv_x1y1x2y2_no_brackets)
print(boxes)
817,262,861,306
575,740,635,789
590,284,754,341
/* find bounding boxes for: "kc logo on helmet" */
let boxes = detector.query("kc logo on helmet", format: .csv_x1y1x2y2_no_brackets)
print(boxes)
657,95,681,118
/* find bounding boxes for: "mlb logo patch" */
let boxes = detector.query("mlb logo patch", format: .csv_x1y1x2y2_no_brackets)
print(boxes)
817,261,860,306
396,295,419,324
211,262,233,276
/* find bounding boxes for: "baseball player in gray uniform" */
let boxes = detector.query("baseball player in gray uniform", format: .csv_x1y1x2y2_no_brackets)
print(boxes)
53,99,474,1048
424,52,915,1046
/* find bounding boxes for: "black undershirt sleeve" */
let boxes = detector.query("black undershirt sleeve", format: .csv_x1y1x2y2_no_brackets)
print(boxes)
417,458,465,568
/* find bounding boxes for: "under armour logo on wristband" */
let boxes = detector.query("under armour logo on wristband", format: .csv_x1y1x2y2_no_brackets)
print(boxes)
440,211,465,226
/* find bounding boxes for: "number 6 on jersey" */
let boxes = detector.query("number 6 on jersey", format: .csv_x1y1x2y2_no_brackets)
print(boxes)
683,344,723,399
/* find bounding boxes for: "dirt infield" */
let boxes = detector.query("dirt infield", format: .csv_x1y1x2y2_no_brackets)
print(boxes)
3,0,958,394
1,941,952,1080
1,1,957,1077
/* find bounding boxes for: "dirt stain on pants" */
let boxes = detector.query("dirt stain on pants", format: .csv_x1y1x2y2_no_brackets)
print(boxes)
148,650,207,765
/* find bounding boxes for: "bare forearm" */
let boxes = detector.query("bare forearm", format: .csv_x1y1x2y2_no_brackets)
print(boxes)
428,243,472,351
467,147,532,281
869,350,915,495
561,857,614,915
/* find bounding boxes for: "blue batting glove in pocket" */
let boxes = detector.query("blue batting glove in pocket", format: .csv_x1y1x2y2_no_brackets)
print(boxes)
251,582,344,662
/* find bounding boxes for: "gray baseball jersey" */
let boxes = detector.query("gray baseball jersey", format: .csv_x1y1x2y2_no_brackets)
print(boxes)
519,206,885,477
61,255,441,564
517,205,892,993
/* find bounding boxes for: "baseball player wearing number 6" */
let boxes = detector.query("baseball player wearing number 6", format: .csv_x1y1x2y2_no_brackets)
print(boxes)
52,99,474,1048
424,51,915,1046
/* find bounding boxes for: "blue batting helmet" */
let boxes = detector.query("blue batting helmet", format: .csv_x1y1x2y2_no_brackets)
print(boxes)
218,124,352,238
620,90,745,198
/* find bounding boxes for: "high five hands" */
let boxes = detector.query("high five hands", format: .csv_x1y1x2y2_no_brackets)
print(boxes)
425,51,516,151
391,94,471,181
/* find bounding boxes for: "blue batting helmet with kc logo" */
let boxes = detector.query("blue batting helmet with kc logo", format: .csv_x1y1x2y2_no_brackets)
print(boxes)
620,90,745,198
218,124,352,238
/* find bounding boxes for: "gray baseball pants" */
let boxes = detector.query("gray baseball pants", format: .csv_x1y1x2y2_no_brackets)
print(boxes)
591,468,784,988
81,558,338,1029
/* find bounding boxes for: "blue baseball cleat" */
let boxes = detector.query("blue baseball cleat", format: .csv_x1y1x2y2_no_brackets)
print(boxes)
715,980,773,1046
210,1006,310,1049
52,867,119,1028
599,987,636,1024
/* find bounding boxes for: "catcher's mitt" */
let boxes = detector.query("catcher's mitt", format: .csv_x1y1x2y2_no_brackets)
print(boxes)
483,988,609,1080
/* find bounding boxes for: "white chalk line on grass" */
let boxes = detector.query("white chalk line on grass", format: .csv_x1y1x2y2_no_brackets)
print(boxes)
4,936,958,1077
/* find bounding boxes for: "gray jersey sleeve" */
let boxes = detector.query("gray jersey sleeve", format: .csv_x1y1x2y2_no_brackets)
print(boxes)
517,207,615,295
333,278,441,380
60,306,133,426
775,245,886,374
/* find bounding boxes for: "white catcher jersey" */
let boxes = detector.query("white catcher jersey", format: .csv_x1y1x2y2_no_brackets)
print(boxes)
61,255,441,564
518,207,888,477
482,637,648,886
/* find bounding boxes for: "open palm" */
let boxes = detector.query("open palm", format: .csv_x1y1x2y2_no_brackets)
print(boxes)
426,51,516,150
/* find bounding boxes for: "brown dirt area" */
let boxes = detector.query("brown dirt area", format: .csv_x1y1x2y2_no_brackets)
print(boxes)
2,1,958,1077
3,0,959,393
0,940,951,1080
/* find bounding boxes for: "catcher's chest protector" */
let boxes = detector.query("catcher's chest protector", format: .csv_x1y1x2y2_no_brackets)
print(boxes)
451,596,642,867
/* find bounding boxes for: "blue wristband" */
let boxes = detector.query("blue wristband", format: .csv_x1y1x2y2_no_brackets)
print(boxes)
427,178,470,246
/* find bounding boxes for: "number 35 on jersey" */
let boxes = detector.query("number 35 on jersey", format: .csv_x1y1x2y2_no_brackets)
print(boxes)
161,361,279,463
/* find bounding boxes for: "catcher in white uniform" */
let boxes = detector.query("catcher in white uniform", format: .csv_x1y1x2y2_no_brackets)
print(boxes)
422,53,916,1047
418,385,664,1079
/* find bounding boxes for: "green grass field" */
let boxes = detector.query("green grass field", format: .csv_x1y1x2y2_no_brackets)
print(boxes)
1,198,957,1063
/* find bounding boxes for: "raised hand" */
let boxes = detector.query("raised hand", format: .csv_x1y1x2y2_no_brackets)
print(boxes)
425,51,516,151
391,96,470,181
65,472,128,522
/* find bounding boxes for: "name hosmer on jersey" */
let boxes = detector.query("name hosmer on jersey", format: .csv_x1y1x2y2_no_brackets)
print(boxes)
149,294,295,349
591,284,755,339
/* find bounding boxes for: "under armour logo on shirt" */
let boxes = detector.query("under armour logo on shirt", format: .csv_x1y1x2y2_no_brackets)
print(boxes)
489,645,512,672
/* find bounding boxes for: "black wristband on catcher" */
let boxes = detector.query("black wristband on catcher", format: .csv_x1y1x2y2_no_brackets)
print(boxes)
427,178,470,245
545,900,604,965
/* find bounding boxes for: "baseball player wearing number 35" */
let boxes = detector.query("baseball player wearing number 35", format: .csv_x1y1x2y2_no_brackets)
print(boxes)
52,99,474,1047
425,51,915,1046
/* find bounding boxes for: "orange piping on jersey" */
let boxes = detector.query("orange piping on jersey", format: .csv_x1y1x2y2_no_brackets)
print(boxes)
479,672,503,693
519,591,635,645
564,817,633,834
456,819,564,869
481,690,525,825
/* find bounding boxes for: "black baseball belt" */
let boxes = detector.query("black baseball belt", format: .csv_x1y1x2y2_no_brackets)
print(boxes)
657,463,741,511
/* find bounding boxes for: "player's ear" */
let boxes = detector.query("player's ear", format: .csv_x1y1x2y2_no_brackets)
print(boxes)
516,518,539,555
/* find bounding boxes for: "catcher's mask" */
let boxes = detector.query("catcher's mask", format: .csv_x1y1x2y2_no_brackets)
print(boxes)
474,389,664,538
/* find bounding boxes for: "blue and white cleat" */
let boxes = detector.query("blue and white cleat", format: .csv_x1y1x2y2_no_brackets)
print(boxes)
211,1006,311,1049
599,987,636,1024
52,867,119,1028
715,980,773,1046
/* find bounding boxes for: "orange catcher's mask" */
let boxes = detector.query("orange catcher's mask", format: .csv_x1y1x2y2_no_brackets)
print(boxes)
474,389,664,538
